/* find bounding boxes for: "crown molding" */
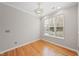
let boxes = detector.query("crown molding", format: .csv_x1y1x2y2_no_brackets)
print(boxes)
1,2,38,18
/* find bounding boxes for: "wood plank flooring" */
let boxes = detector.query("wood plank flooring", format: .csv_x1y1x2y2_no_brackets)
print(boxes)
0,40,78,56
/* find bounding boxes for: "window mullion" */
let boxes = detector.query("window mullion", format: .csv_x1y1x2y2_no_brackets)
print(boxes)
53,17,56,36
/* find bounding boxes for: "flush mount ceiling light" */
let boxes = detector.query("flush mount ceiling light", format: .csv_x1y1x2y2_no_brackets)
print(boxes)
34,3,43,16
57,6,61,9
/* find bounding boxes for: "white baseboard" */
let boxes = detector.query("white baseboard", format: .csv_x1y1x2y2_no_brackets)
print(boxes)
0,39,79,55
41,39,79,55
0,39,40,54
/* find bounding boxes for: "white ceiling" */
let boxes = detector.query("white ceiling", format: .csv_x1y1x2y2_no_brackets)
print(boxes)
2,2,77,17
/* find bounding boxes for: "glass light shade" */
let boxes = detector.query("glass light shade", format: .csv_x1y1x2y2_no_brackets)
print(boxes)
35,8,43,16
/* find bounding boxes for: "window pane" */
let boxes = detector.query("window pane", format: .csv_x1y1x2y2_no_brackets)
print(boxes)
55,15,64,37
44,16,55,35
56,27,64,37
55,15,64,27
48,17,55,35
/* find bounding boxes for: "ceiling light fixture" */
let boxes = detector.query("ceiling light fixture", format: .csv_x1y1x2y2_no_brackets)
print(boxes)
34,3,43,16
57,6,61,9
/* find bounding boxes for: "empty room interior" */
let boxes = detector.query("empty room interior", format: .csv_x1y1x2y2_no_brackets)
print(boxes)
0,2,79,56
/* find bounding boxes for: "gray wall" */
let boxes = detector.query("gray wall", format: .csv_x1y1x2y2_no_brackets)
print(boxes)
78,3,79,49
0,3,40,52
41,5,78,50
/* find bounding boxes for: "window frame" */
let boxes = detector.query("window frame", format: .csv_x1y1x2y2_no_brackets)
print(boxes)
43,14,64,39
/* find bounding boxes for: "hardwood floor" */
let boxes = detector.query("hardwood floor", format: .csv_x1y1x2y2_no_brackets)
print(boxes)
0,40,78,56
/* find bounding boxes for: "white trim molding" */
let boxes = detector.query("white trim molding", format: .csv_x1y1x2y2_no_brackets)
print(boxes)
1,3,37,18
0,39,40,54
44,33,64,39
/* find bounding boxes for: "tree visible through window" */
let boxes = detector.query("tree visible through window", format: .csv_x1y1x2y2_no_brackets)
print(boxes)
44,15,64,38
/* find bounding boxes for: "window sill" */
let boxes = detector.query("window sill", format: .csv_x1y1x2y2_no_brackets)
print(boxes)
44,33,64,39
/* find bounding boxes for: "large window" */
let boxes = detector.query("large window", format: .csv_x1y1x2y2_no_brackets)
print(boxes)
44,15,64,38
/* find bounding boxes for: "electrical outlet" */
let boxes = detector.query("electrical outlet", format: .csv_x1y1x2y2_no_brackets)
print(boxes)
5,30,10,33
14,41,18,44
